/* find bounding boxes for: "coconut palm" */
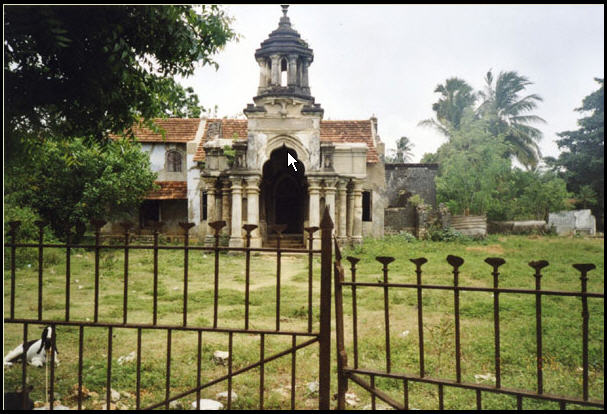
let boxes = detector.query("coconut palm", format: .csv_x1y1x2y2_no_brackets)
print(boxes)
477,70,546,169
388,136,415,162
419,77,477,136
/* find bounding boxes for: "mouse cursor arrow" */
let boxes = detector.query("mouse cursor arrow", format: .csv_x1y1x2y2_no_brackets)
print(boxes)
287,153,298,171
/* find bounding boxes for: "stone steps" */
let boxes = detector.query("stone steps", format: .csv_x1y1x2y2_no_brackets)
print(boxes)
264,234,305,248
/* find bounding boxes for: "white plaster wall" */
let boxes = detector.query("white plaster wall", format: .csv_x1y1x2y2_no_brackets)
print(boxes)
142,144,164,172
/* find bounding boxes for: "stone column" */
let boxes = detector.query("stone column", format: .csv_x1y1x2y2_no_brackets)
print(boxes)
308,178,321,249
222,179,231,236
287,54,298,87
229,178,243,248
352,180,363,244
323,178,337,227
347,181,354,239
336,179,348,242
270,55,281,86
204,178,217,246
257,57,269,94
301,57,310,94
245,176,261,248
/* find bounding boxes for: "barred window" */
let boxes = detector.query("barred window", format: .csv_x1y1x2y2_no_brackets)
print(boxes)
166,150,182,172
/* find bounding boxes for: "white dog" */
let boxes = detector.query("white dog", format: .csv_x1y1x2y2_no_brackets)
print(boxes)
4,326,60,367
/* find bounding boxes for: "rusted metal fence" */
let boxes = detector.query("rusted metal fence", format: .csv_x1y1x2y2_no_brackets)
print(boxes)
333,241,604,410
4,209,335,410
5,211,604,410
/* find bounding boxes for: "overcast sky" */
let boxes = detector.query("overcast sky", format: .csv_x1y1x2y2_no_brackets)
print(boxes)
177,4,604,163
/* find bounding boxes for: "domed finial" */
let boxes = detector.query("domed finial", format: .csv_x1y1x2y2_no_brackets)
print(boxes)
281,5,289,17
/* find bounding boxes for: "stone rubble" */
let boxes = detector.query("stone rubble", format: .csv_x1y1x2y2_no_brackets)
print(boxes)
213,350,230,366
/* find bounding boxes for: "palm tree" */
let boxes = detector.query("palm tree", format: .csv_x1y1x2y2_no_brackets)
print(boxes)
393,136,415,162
419,77,477,136
477,70,546,169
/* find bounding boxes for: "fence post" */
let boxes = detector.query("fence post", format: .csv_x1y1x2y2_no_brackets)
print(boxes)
573,263,596,402
91,220,106,323
35,220,46,321
319,206,333,410
485,257,506,389
334,239,348,410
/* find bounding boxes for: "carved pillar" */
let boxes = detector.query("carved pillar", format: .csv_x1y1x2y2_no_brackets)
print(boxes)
336,179,348,242
222,179,231,236
270,54,281,86
352,180,363,244
204,178,217,246
229,178,243,247
308,178,321,249
246,176,261,248
287,54,298,87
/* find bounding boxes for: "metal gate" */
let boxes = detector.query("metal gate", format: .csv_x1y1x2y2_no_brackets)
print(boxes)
4,209,335,410
333,241,604,410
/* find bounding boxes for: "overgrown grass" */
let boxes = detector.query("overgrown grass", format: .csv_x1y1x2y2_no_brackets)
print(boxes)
3,234,604,410
340,234,604,410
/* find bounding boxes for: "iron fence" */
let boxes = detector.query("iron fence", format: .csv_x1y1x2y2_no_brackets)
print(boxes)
333,241,604,410
5,213,604,410
4,209,335,410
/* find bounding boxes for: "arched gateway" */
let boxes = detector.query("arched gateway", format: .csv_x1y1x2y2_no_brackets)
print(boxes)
261,146,306,244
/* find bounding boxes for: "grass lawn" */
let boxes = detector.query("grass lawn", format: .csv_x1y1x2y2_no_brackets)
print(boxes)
3,234,604,410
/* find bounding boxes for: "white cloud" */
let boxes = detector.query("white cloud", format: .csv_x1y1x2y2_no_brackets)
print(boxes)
178,4,604,162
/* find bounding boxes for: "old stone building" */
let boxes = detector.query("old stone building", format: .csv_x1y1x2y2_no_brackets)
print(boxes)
107,6,435,245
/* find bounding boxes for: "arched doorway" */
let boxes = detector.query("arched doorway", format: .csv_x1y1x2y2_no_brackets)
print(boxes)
261,146,306,243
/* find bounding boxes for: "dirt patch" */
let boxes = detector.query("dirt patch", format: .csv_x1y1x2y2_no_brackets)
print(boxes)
465,244,505,255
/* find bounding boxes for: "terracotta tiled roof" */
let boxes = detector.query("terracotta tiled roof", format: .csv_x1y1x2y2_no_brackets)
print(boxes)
193,118,379,163
146,181,187,200
320,120,379,163
194,119,248,162
111,118,202,143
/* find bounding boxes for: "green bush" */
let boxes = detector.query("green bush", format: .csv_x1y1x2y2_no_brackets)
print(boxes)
428,227,470,242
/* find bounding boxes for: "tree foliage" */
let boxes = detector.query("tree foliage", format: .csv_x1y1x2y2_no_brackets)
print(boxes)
420,70,545,169
418,77,476,136
431,113,570,220
4,5,236,156
552,78,604,228
478,70,545,169
6,138,158,242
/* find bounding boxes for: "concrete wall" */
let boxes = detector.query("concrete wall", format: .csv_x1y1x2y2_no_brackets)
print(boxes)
548,210,596,235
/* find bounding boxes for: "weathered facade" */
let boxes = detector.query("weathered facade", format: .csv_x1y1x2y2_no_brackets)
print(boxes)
108,6,390,246
384,163,439,234
197,6,385,248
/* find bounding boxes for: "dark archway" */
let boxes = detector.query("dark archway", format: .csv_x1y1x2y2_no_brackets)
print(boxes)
261,146,306,235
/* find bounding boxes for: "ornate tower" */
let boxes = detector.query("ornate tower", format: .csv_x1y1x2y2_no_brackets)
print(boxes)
245,5,323,116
